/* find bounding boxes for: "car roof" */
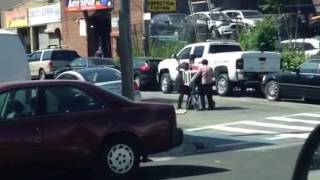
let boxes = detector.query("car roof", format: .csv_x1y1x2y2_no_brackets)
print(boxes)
0,29,16,35
74,67,120,74
188,41,240,46
0,80,91,90
33,49,77,53
281,38,320,48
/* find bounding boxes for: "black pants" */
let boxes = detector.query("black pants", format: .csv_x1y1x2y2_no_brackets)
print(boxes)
199,83,214,110
178,85,190,109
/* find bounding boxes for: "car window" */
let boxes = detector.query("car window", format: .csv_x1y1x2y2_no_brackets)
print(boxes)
80,69,121,83
29,52,41,62
299,61,319,74
177,47,192,60
51,51,80,61
226,12,234,18
57,74,79,80
70,58,87,67
304,43,316,51
42,51,53,60
44,86,101,114
0,88,37,121
193,46,205,58
209,45,242,53
91,58,115,66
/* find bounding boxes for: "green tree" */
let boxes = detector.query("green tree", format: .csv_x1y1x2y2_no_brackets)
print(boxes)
259,0,280,14
239,17,278,51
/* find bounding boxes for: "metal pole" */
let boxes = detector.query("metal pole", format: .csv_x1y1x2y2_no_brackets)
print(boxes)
119,0,134,100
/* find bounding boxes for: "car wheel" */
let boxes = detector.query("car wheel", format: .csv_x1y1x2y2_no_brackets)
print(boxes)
265,80,281,101
38,69,46,80
216,74,232,96
95,137,141,179
161,73,173,93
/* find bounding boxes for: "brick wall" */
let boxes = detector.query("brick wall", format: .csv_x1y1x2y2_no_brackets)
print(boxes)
60,2,88,57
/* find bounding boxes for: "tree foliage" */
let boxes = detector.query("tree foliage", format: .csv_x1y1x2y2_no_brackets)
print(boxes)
239,17,278,51
259,0,280,14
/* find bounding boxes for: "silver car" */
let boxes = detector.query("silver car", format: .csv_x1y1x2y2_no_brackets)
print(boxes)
55,67,141,101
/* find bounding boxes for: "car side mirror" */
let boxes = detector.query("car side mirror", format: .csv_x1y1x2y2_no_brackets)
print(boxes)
294,68,300,74
292,125,320,180
171,54,177,59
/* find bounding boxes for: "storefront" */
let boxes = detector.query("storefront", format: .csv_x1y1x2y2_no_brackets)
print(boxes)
4,9,31,53
28,3,62,51
63,0,114,57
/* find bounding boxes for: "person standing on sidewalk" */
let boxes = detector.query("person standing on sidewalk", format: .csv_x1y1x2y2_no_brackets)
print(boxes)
196,59,215,110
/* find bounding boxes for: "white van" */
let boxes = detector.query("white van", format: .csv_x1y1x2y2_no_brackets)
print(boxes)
0,29,30,82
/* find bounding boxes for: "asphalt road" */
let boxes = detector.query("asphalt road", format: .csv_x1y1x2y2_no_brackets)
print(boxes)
13,91,320,180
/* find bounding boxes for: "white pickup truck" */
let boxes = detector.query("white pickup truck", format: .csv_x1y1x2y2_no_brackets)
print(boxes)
158,41,281,96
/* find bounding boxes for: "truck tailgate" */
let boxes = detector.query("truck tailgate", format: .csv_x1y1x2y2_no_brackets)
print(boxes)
242,52,281,72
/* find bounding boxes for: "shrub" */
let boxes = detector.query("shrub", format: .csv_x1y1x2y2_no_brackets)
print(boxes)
281,48,307,70
149,39,186,58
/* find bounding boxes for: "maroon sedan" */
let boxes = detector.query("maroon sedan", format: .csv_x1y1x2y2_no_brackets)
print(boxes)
0,80,182,178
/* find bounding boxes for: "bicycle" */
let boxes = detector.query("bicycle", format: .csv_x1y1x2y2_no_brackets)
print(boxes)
186,85,201,111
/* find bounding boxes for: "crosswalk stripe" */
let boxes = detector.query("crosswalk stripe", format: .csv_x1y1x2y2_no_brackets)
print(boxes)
207,125,276,134
266,133,310,140
292,113,320,118
265,116,320,125
239,120,314,131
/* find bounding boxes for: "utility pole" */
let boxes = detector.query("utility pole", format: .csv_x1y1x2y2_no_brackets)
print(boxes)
119,0,134,100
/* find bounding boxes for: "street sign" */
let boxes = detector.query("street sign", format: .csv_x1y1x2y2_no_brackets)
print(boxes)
65,0,114,12
147,0,176,12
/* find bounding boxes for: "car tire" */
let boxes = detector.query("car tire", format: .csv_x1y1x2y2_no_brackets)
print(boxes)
94,137,141,179
216,74,232,96
38,69,46,80
161,73,173,93
265,80,281,101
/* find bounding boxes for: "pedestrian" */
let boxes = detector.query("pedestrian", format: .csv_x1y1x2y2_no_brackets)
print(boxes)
95,46,104,58
176,55,195,109
195,59,215,110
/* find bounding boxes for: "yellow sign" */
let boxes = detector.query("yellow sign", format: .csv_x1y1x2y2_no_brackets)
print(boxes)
5,10,28,28
148,0,176,12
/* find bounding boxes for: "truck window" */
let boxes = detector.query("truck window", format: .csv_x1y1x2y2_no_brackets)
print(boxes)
209,45,242,54
177,47,192,60
193,46,205,58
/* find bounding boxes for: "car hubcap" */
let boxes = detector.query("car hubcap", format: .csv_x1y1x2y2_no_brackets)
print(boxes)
266,82,278,99
107,144,134,174
161,77,168,91
217,78,227,94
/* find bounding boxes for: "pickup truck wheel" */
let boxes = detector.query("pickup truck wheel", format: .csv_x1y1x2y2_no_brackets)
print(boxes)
216,74,232,96
161,73,173,93
94,138,141,179
265,80,280,101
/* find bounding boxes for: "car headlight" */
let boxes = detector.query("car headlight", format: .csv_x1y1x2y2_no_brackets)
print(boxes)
262,75,267,82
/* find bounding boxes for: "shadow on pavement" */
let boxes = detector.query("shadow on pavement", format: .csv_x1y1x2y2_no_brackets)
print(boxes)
152,134,272,158
135,165,229,180
214,106,249,111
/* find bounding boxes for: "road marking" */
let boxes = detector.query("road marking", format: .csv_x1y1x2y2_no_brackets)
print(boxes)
266,133,310,140
238,120,315,131
266,116,320,125
291,113,320,118
188,125,277,134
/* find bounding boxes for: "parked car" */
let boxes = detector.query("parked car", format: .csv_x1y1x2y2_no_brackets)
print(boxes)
281,38,320,57
28,48,80,79
0,80,182,178
56,67,141,101
133,57,163,90
222,10,264,27
262,58,320,101
0,29,30,82
188,11,243,38
54,57,120,76
150,13,187,37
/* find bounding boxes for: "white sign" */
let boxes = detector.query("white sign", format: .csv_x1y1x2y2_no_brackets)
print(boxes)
79,19,87,37
111,17,119,28
143,13,151,20
29,3,61,26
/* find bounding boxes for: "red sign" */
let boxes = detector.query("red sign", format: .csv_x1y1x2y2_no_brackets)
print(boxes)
65,0,113,12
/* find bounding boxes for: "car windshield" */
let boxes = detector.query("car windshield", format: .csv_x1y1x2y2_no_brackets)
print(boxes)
80,69,121,83
169,14,187,24
90,58,115,66
210,13,231,21
242,11,263,18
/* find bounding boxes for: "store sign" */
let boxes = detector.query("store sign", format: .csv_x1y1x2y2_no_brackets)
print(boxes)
29,3,61,26
5,9,28,28
65,0,114,11
148,0,176,12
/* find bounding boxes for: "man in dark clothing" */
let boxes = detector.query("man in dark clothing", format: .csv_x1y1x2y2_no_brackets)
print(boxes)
195,59,215,110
